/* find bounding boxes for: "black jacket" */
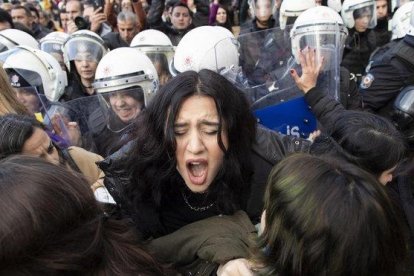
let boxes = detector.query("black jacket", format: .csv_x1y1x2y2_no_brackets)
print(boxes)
360,36,414,118
341,28,377,79
102,32,129,50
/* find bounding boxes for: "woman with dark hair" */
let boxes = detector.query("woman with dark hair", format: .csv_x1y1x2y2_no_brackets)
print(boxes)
124,69,257,237
100,69,313,274
209,1,233,31
0,114,112,202
219,154,409,275
0,155,173,275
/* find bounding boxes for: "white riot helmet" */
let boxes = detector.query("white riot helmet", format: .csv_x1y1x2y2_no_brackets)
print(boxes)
0,29,39,52
0,46,68,102
63,30,108,72
391,2,414,39
171,26,239,76
279,0,316,30
408,1,414,37
341,0,377,29
327,0,342,12
130,29,175,86
40,32,70,71
93,47,159,106
291,5,348,74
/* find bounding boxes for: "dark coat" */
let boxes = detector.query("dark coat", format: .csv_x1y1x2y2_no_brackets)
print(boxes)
102,32,129,50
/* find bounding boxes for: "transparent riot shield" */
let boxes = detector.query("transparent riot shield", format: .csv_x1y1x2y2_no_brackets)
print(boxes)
238,24,342,138
9,85,75,148
58,87,144,156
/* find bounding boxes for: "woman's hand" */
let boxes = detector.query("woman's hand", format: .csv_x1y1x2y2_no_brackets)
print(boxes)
290,47,323,94
217,258,254,276
51,114,82,147
307,130,321,142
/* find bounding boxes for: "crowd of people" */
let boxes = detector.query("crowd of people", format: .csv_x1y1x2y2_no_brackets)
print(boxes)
0,0,414,274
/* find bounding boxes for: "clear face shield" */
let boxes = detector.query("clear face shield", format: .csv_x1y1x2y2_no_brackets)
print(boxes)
350,1,377,30
4,68,74,145
64,38,104,67
134,46,174,86
201,37,242,85
293,24,346,102
238,26,295,95
249,0,276,22
96,87,145,132
41,42,66,71
0,36,12,53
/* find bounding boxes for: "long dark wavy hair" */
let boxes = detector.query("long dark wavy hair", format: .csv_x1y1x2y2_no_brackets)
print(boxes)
253,153,408,275
0,155,173,275
125,69,257,238
311,110,407,177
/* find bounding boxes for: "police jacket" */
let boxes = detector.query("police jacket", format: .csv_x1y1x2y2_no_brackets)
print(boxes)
360,35,414,118
374,17,391,48
98,125,311,227
341,28,377,78
239,18,277,84
339,66,363,111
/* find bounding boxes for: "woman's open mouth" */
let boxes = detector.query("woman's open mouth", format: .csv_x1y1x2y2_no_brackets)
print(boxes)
186,159,208,185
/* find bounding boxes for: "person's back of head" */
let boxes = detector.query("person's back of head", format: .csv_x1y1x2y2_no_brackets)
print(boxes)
330,110,406,178
0,155,173,275
255,153,408,275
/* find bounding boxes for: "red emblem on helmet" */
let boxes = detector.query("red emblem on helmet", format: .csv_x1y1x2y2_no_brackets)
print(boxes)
184,56,193,68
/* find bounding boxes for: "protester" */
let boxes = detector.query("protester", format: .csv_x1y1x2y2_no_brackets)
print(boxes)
218,154,409,275
0,155,173,275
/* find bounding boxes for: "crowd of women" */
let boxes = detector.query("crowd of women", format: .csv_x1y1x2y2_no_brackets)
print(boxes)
0,0,414,275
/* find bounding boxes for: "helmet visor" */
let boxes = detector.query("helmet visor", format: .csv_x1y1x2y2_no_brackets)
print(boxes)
97,87,145,132
64,39,104,62
297,32,345,71
201,37,240,73
347,1,377,29
249,0,275,21
146,52,173,86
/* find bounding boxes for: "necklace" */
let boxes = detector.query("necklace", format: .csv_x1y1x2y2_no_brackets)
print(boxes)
181,191,214,212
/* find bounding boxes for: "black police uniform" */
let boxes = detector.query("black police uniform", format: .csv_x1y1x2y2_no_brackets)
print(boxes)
341,28,377,83
360,35,414,118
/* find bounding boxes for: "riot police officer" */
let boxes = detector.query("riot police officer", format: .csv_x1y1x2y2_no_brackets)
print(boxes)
360,2,414,119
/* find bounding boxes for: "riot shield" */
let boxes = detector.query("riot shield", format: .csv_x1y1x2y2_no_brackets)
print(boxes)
238,24,342,138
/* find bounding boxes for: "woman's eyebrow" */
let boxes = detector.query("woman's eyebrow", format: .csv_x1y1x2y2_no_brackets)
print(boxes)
173,122,188,128
199,120,220,126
